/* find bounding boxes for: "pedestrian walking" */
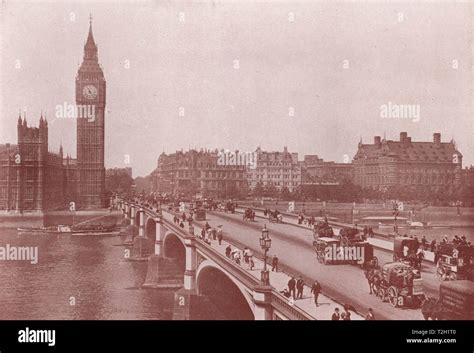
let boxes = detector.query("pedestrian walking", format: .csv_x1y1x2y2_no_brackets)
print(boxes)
296,276,305,299
272,255,279,272
288,277,296,299
225,245,232,258
243,247,250,264
248,256,254,270
343,305,351,320
421,235,427,250
233,250,241,265
217,226,223,245
368,227,374,238
331,308,340,320
365,308,375,320
310,280,321,307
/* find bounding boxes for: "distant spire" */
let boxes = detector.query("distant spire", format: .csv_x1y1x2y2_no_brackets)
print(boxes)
84,13,98,60
383,131,386,141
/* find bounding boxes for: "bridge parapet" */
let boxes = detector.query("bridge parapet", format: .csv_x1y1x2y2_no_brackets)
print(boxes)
118,198,316,320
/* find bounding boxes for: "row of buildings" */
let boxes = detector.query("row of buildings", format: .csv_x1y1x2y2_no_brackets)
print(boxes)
149,131,472,200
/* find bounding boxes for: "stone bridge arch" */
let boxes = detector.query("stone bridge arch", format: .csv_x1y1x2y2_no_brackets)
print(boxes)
134,210,141,228
145,216,156,242
162,231,186,263
196,260,254,320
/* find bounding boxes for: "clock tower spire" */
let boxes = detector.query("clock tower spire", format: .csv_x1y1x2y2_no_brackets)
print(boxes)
75,16,106,209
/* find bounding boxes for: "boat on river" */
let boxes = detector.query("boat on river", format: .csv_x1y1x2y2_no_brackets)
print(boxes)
17,224,119,236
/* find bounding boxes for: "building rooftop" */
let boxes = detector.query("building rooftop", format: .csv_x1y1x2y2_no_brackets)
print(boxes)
355,132,462,163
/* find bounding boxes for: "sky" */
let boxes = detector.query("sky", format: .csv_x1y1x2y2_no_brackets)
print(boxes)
0,0,472,177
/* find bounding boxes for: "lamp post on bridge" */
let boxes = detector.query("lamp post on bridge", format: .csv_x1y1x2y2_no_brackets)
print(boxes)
259,224,271,286
392,201,400,234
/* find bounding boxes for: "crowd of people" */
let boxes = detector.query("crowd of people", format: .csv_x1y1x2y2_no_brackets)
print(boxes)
120,193,380,320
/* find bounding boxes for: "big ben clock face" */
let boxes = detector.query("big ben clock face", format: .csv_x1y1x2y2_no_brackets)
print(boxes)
82,85,98,100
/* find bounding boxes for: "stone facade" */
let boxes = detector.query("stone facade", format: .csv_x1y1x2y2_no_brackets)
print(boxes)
75,20,106,209
247,147,301,192
0,20,106,212
151,149,247,198
0,116,66,211
353,132,463,196
301,155,353,184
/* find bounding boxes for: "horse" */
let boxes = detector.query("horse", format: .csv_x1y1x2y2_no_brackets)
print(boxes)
365,268,382,295
421,297,444,320
243,208,255,222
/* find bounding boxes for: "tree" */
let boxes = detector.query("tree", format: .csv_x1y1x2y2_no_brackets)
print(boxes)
253,181,264,197
264,185,278,198
106,170,134,194
280,186,291,200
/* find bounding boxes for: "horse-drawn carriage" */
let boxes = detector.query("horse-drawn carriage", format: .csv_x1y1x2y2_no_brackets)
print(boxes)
369,262,424,308
224,201,236,213
268,210,283,223
195,208,206,221
355,242,378,269
313,237,341,264
313,221,334,238
393,236,423,270
243,208,255,222
436,243,474,281
421,280,474,320
313,237,378,268
336,227,364,246
216,201,236,213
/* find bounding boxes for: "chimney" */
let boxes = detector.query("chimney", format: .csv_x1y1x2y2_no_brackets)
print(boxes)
374,136,381,145
433,133,441,144
407,137,412,144
400,132,408,147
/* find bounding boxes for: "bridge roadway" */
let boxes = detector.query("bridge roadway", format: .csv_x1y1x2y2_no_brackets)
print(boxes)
160,210,364,320
196,209,441,320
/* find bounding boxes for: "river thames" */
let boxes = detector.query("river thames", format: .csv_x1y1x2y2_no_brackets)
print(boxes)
0,228,176,320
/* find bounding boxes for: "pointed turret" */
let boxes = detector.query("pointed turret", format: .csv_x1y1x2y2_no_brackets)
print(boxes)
84,13,98,61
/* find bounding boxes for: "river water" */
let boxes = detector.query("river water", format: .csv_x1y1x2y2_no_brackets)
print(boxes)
0,228,175,320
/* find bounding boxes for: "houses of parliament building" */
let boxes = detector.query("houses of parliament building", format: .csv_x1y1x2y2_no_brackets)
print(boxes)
0,19,106,211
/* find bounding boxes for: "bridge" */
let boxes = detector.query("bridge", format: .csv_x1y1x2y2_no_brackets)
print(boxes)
115,198,324,320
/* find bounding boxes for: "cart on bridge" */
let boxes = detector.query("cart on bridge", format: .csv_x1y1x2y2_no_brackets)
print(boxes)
376,262,424,308
436,243,474,281
422,280,474,320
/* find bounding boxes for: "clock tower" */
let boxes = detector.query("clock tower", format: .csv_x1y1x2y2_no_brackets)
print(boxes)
76,15,106,209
